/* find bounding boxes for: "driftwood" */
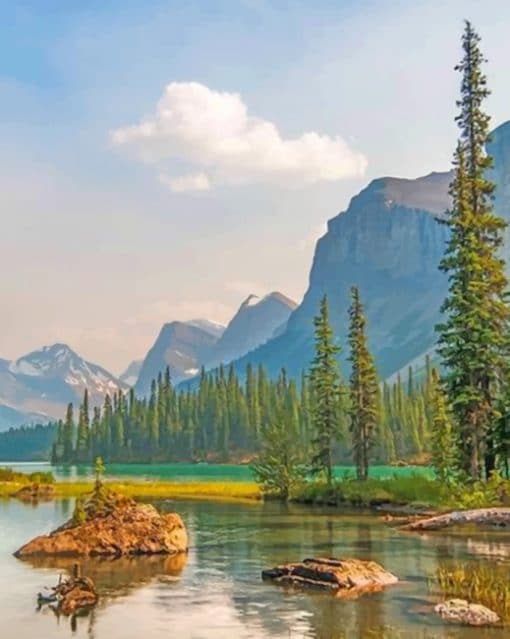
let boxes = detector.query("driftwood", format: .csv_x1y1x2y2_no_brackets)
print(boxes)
37,564,98,615
401,507,510,531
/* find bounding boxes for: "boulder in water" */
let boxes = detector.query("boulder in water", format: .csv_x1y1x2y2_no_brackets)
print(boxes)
434,599,500,627
262,557,398,596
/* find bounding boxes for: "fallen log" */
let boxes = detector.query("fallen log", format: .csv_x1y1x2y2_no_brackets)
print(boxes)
401,507,510,531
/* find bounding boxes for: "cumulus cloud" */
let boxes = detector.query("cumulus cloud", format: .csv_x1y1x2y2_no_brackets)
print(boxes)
111,82,367,191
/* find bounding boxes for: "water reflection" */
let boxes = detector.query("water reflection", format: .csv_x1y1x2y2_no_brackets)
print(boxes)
28,553,188,636
2,498,510,638
21,552,188,597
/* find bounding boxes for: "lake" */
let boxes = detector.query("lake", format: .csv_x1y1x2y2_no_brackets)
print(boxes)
3,461,434,482
0,497,508,638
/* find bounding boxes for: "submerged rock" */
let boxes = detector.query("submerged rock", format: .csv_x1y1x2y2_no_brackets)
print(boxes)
262,557,398,596
434,599,500,627
15,490,188,558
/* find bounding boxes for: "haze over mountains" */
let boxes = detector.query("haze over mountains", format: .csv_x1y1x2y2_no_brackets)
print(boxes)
0,293,297,430
134,292,297,396
2,120,510,432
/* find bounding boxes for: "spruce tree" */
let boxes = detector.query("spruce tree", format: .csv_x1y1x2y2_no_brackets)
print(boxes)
309,295,342,484
430,368,458,486
63,403,74,462
436,22,510,480
347,286,379,481
75,389,90,463
252,416,306,500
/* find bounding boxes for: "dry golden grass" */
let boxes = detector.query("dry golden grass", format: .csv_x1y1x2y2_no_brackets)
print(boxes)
0,479,261,502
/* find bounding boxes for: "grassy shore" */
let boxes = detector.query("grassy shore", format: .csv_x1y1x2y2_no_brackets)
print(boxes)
294,475,443,509
0,477,261,502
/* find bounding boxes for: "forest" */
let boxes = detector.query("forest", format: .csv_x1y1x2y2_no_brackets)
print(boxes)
50,327,435,469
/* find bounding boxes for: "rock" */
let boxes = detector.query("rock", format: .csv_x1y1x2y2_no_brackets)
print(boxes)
15,490,188,558
14,483,56,502
434,599,500,627
262,557,398,596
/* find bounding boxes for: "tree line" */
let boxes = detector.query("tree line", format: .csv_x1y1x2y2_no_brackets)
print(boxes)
51,287,437,483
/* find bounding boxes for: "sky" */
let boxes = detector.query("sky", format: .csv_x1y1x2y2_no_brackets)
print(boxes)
2,0,510,374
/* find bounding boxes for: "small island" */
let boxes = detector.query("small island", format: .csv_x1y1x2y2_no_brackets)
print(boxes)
15,481,188,559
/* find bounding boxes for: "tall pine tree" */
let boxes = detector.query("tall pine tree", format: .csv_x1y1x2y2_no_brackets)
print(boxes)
436,22,510,480
347,286,379,481
309,295,342,484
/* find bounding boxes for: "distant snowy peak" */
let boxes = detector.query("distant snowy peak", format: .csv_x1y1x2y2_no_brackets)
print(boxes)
0,343,128,429
10,343,127,398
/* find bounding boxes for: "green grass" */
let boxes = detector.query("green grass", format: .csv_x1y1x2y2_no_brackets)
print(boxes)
294,474,442,508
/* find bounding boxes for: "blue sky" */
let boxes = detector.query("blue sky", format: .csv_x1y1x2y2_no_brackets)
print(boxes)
2,0,510,372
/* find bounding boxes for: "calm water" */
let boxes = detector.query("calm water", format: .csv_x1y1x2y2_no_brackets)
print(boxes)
0,498,509,638
4,461,433,482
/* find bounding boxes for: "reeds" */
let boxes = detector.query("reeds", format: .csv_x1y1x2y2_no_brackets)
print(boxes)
434,562,510,620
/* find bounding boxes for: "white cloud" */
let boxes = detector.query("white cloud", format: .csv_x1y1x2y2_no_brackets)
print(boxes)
111,82,367,191
159,172,210,193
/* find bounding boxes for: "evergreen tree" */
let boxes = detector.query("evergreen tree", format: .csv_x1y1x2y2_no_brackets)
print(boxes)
252,417,306,500
63,403,74,462
75,389,90,462
347,286,379,480
309,295,342,484
436,22,510,480
430,368,458,486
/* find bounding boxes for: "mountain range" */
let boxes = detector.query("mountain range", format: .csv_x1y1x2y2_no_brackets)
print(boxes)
2,120,510,432
0,292,296,430
134,292,296,396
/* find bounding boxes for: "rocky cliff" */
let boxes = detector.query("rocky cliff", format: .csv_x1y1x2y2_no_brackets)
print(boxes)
231,121,510,380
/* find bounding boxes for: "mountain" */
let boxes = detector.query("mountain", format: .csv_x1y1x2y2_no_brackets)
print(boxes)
119,359,143,387
187,319,226,339
135,294,296,396
206,292,297,367
226,122,510,381
0,344,127,431
225,172,452,380
134,322,218,396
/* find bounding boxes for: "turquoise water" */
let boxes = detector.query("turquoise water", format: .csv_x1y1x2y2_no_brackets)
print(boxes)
3,461,434,482
0,498,507,638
